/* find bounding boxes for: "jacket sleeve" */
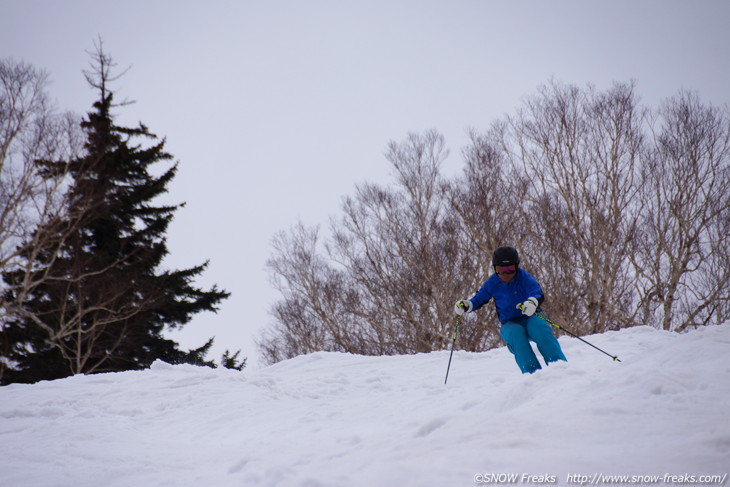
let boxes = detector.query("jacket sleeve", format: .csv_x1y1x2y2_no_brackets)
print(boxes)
524,271,545,306
469,277,494,312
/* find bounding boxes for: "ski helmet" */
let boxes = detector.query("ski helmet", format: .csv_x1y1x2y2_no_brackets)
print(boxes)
492,246,520,267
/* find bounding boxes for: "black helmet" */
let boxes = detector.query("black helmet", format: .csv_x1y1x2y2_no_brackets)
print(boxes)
492,246,520,267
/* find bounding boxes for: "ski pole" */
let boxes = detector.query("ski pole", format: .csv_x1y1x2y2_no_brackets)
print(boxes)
444,315,460,384
519,305,621,362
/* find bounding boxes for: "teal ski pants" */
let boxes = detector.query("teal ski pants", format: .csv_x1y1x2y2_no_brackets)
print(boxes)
500,315,567,374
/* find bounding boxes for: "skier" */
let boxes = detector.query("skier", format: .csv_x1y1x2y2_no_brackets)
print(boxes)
454,246,567,374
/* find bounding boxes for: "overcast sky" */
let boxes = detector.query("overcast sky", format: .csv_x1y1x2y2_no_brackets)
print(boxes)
3,0,729,368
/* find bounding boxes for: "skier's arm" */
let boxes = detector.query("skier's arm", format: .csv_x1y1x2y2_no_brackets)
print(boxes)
454,279,493,316
469,280,494,312
524,273,544,306
518,272,544,316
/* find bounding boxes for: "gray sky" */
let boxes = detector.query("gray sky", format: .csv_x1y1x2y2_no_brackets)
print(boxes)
3,0,729,367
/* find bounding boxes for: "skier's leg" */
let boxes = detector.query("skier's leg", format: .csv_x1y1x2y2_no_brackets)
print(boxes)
525,315,567,364
500,321,542,374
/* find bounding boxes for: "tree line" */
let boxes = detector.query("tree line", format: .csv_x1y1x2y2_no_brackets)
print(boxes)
0,47,241,385
260,80,729,365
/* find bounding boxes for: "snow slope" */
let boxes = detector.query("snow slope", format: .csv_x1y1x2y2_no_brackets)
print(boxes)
2,325,729,487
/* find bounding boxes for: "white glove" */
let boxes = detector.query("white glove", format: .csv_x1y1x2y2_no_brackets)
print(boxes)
454,299,473,316
518,297,539,316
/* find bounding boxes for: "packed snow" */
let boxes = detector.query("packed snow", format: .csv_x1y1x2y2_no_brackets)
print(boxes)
1,324,729,487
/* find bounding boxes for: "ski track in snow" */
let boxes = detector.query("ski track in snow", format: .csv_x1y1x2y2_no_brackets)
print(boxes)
1,325,729,487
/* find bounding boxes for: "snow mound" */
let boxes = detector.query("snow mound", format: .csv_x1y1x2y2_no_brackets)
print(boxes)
1,325,729,487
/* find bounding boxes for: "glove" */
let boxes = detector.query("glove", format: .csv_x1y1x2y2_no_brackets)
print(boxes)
518,297,539,316
454,299,473,316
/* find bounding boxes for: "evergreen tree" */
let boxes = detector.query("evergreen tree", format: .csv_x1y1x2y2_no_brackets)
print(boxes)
1,47,230,384
221,349,247,371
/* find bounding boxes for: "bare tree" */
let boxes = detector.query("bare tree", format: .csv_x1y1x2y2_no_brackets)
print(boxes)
449,125,517,272
260,131,483,364
331,130,459,353
260,83,728,367
633,91,730,331
0,60,83,380
260,223,348,364
0,59,81,287
444,124,520,347
506,80,645,334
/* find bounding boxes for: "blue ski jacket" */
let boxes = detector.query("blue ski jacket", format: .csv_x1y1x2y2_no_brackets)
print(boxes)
469,268,544,324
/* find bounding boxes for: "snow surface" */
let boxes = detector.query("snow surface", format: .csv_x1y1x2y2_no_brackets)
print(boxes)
2,325,729,487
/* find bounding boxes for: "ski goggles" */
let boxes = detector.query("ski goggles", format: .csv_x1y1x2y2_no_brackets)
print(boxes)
496,265,517,275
